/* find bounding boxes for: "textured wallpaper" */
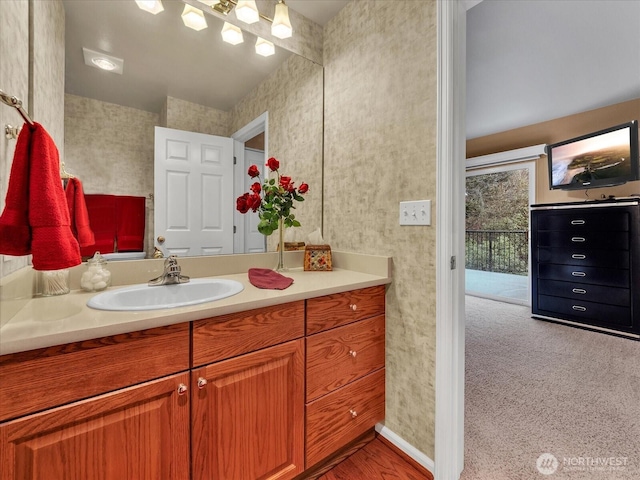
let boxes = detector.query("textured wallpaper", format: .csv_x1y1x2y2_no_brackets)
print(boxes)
164,96,231,137
0,0,65,280
230,54,324,249
64,94,158,256
323,0,438,458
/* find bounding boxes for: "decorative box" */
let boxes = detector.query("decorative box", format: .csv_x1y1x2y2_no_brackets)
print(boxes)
304,245,333,271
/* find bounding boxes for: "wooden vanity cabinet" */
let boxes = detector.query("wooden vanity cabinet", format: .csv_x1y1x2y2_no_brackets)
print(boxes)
191,302,305,480
0,324,191,480
304,285,386,468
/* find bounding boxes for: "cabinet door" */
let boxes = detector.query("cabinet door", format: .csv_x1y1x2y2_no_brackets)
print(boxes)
0,372,190,480
192,339,304,480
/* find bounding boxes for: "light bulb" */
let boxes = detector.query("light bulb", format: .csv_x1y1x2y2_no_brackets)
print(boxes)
181,4,208,31
271,1,292,39
236,0,259,24
255,37,275,57
221,22,244,45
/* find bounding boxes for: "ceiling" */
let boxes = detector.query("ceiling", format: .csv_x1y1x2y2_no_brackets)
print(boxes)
63,0,349,113
466,0,640,140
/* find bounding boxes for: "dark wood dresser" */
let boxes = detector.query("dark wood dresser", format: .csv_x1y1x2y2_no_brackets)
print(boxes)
531,198,640,339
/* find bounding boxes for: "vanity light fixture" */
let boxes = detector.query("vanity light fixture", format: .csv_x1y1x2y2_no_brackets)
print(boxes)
255,37,275,57
197,0,221,6
82,48,124,74
235,0,259,24
135,0,164,15
221,22,244,45
271,0,292,39
181,4,208,31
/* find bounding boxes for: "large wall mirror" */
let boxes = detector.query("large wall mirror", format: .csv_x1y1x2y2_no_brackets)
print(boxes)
62,0,323,258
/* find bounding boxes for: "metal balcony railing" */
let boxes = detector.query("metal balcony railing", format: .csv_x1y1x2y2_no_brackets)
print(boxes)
465,230,528,275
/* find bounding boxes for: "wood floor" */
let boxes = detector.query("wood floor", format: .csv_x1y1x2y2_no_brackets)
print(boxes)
318,437,433,480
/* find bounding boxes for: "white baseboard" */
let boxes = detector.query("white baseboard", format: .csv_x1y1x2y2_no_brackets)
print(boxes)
375,424,435,473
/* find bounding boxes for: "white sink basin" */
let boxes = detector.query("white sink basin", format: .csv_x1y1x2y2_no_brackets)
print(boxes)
87,278,244,311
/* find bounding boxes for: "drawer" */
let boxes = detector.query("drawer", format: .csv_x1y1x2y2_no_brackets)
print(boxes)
536,247,629,269
192,301,304,366
537,231,629,250
306,315,385,402
537,264,629,288
305,368,385,468
306,285,385,335
0,323,190,422
537,295,632,328
535,210,629,232
537,279,630,307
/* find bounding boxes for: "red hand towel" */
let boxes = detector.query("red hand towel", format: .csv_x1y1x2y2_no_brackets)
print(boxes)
248,268,294,290
116,196,145,252
0,124,32,254
81,194,117,256
65,177,95,247
0,123,81,270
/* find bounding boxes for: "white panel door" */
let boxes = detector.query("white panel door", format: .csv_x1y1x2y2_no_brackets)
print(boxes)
244,148,267,253
154,127,234,256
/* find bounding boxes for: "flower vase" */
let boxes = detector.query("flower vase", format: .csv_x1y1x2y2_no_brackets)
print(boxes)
276,217,286,271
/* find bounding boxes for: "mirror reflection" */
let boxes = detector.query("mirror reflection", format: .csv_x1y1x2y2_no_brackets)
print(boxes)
61,0,323,258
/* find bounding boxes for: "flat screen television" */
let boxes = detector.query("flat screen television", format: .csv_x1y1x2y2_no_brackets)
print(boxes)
547,120,639,190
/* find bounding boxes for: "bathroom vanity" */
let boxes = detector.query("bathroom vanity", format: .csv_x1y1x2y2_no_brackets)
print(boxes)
0,253,390,480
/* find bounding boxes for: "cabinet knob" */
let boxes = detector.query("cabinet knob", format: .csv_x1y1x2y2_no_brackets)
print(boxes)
177,383,188,395
349,350,357,358
571,271,586,277
571,237,586,243
571,219,586,225
349,409,358,419
197,377,208,389
571,254,586,260
349,304,357,311
572,305,587,312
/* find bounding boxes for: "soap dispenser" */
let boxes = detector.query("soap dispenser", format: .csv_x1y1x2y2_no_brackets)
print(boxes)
81,252,112,292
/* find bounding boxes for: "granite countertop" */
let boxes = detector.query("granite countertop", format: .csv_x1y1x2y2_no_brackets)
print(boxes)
0,252,391,356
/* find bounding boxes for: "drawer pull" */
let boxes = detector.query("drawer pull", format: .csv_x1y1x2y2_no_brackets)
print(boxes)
571,237,586,243
349,409,358,419
571,254,586,260
572,305,587,312
571,219,586,225
177,384,188,395
349,350,357,358
572,288,587,295
571,271,586,277
349,304,357,311
197,377,208,389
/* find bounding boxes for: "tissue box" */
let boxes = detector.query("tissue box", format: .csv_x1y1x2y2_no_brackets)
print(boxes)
304,245,332,271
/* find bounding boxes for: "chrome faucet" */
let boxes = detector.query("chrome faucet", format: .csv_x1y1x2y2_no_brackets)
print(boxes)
148,255,190,286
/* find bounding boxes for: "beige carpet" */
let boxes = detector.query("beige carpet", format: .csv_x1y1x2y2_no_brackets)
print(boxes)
461,295,640,480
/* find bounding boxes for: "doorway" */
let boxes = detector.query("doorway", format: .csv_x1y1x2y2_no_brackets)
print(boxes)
465,162,535,305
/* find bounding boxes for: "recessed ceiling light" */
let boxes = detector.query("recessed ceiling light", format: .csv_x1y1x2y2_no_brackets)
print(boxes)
82,48,124,75
135,0,164,15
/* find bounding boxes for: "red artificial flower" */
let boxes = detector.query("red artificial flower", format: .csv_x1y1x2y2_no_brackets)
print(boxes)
250,182,261,194
236,193,250,214
266,157,280,171
247,193,262,212
248,164,260,178
298,183,309,194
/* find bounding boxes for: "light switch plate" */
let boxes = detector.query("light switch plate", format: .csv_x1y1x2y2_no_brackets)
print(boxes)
399,200,431,225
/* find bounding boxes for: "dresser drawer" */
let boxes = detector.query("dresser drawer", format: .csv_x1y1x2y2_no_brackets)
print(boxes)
536,247,629,269
306,315,385,402
192,301,304,366
535,210,629,232
538,264,629,288
538,295,632,328
537,279,630,307
306,285,385,335
537,231,629,250
305,368,385,468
